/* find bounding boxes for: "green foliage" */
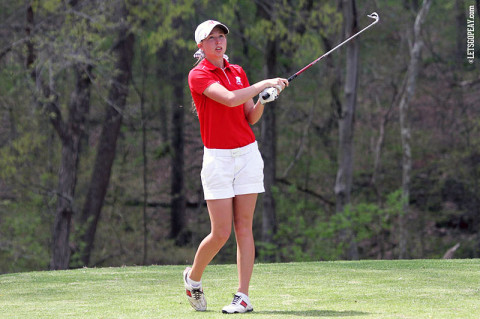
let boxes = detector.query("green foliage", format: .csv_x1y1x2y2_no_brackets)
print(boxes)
0,119,57,273
34,0,62,13
0,197,52,273
0,0,479,273
0,133,42,179
130,0,197,54
261,187,405,262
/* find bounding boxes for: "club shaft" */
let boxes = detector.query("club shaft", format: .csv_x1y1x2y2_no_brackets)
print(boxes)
260,13,379,100
288,14,379,82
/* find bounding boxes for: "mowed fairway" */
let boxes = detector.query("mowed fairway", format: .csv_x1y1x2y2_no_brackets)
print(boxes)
0,259,478,318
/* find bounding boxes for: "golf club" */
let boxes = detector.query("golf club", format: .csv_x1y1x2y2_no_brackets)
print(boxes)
260,12,380,100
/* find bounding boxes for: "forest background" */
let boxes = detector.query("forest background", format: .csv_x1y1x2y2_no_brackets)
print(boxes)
0,0,478,274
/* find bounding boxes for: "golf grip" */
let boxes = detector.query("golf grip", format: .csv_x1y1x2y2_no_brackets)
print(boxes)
260,74,297,100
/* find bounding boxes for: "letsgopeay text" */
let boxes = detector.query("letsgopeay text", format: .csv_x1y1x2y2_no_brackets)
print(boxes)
467,5,475,64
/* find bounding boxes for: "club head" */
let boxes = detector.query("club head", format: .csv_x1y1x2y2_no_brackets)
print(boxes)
367,12,379,22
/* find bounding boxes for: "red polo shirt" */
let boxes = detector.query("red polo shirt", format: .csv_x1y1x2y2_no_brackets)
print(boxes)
188,58,256,149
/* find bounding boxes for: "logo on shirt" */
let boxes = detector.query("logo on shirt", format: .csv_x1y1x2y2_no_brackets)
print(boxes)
235,76,243,86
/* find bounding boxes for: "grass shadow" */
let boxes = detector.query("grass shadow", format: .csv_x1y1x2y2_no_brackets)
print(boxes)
252,309,369,317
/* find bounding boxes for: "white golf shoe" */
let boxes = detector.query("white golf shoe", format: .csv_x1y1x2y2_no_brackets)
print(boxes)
183,267,207,311
222,292,253,314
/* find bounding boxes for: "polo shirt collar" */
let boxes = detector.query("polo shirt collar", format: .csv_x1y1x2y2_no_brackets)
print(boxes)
201,58,230,71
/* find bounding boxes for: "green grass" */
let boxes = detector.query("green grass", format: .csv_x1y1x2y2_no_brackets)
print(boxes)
0,260,479,318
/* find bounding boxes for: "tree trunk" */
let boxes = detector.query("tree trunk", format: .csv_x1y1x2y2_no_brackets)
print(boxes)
261,42,278,259
397,0,431,259
453,0,480,257
25,4,92,270
256,2,278,261
133,45,149,265
78,20,134,266
454,0,467,66
169,58,186,244
168,14,188,244
334,0,359,260
473,0,480,259
50,66,92,270
371,101,394,203
156,49,170,144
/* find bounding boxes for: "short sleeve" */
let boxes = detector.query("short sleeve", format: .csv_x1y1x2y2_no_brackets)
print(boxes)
188,68,218,95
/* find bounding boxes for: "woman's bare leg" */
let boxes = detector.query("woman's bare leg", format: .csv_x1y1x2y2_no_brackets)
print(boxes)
232,193,257,295
189,198,233,281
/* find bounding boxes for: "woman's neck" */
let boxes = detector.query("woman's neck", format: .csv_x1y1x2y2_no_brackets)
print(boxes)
207,57,224,69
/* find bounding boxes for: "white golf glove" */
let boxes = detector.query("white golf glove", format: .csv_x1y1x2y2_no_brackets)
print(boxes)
259,87,279,104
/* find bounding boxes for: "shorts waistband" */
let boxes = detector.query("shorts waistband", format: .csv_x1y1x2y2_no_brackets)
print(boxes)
204,141,258,158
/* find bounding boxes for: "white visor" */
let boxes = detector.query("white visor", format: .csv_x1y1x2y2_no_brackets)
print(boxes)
195,20,229,44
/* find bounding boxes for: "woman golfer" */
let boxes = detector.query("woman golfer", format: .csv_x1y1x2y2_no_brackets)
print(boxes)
183,20,288,314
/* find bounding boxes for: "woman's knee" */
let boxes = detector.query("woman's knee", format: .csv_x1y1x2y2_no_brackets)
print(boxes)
234,222,253,240
211,227,231,244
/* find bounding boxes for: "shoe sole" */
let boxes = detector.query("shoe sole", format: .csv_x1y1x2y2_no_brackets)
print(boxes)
222,309,253,314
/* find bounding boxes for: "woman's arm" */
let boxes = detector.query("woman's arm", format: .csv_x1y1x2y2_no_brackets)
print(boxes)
203,78,288,108
244,98,264,125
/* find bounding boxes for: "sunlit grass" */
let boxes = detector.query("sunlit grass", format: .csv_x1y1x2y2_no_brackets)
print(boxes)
0,259,478,318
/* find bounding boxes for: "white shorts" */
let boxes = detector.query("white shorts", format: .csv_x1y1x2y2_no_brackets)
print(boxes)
201,141,265,200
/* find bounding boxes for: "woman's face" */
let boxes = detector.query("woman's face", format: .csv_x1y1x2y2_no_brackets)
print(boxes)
198,27,227,60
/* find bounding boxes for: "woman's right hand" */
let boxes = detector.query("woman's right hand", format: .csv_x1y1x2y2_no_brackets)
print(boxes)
259,78,288,104
263,78,289,93
258,78,289,104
